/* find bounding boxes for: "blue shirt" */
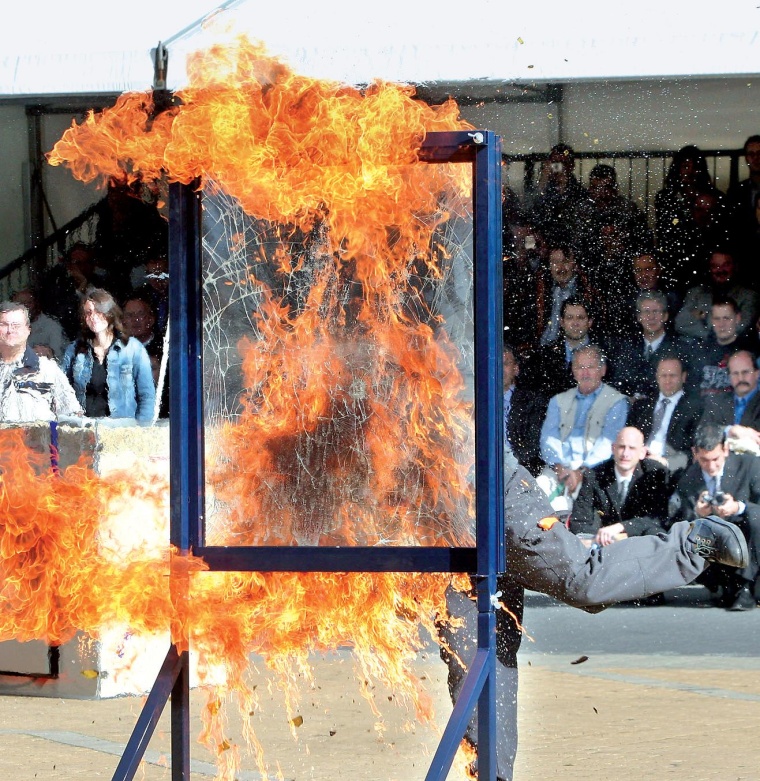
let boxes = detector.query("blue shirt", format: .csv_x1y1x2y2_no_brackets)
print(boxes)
734,388,757,425
540,385,628,469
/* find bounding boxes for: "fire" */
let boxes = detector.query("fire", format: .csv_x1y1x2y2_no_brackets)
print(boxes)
43,35,481,779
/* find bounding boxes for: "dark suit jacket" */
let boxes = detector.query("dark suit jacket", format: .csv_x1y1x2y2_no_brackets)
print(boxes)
507,387,548,477
628,392,703,454
700,391,760,431
519,339,575,398
608,330,701,398
672,452,760,581
569,458,669,537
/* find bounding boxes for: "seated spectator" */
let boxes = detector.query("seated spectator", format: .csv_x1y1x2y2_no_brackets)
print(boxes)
569,426,670,545
520,298,594,398
608,290,700,398
62,288,155,425
675,250,758,339
535,242,601,347
537,345,628,504
725,135,760,269
670,422,760,610
695,297,757,398
529,144,590,242
655,145,726,291
503,219,547,352
11,288,66,362
628,355,703,477
0,301,81,422
701,350,760,450
503,344,547,476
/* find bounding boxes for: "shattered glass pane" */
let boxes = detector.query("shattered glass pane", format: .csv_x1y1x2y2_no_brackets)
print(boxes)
201,164,476,548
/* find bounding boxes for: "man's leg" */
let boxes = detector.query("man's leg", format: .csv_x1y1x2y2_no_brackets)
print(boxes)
439,585,519,781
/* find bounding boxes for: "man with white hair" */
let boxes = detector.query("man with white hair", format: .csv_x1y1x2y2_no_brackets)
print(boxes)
538,344,627,501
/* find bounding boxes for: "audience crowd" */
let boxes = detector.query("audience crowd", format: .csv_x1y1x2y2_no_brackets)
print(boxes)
503,137,760,611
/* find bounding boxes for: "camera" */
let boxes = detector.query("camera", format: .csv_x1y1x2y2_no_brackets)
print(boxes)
550,162,564,173
704,491,727,506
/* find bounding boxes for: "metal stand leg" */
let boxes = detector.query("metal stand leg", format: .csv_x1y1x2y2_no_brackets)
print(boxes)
111,646,186,781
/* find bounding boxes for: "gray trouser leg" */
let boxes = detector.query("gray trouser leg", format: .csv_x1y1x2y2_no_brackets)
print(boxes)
440,586,518,781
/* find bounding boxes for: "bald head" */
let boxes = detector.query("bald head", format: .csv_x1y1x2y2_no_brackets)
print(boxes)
612,427,646,477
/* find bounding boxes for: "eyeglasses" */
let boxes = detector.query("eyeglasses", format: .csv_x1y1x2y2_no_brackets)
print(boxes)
0,322,27,332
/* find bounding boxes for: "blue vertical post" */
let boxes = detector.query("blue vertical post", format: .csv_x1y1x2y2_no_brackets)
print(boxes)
473,130,504,781
168,180,205,780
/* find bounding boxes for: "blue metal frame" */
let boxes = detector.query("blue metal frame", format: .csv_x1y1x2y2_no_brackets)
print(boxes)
112,130,504,781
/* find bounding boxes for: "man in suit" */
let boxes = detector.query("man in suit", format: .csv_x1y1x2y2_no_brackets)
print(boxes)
503,344,547,476
701,350,760,449
520,298,594,399
725,135,760,267
671,422,760,610
609,290,699,399
628,355,703,477
570,426,670,545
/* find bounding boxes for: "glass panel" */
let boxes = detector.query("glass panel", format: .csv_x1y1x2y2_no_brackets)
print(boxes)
201,161,476,548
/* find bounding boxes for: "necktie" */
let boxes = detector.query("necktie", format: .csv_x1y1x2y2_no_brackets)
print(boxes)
735,396,748,425
644,343,653,359
617,480,629,503
650,397,670,437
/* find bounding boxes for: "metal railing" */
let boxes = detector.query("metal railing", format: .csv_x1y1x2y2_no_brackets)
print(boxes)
504,148,744,226
0,199,102,300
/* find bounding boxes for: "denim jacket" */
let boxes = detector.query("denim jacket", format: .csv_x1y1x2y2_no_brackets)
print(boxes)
62,336,156,424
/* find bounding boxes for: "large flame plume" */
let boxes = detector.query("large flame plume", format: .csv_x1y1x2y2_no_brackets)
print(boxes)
41,36,479,778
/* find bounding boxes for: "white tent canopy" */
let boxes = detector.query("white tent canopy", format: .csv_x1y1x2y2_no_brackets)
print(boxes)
2,0,760,98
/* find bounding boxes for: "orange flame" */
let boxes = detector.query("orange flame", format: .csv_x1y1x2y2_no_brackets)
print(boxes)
43,35,482,779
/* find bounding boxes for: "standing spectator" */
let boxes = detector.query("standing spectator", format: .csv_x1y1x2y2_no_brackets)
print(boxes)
0,301,81,422
11,288,66,362
503,344,547,476
529,144,591,243
62,288,155,426
38,242,98,340
671,423,760,610
569,426,670,544
502,219,547,352
725,135,760,270
133,255,169,336
675,250,758,340
577,164,651,286
538,345,628,503
655,145,725,292
122,295,169,418
628,355,703,477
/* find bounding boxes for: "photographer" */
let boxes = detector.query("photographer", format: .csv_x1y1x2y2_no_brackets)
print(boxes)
670,422,760,610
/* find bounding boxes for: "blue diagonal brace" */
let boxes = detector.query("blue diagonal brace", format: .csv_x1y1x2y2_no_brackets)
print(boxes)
111,645,186,781
424,646,493,781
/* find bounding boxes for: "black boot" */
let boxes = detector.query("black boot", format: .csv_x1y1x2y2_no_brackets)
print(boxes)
687,516,749,569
